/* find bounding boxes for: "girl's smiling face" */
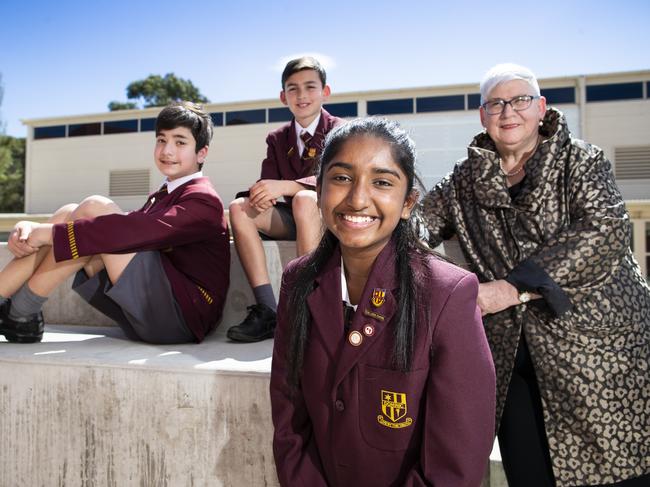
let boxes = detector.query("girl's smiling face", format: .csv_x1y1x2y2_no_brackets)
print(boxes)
318,135,417,260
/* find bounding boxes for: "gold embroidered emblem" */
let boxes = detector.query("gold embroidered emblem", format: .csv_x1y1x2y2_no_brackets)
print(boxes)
377,390,413,429
371,288,386,307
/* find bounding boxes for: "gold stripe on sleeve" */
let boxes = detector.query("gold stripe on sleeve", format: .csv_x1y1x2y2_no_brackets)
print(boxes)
196,285,214,305
66,222,79,259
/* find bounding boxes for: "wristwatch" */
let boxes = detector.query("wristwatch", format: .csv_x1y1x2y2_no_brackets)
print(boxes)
518,291,531,304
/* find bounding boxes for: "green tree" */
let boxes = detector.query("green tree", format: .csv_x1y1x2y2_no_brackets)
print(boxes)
108,73,209,111
0,135,25,212
107,101,138,111
0,73,25,212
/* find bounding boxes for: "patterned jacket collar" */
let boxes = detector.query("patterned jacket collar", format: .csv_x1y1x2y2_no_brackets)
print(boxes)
469,108,570,211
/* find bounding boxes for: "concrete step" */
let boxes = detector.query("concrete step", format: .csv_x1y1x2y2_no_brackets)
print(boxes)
0,325,277,486
0,241,298,330
0,242,505,486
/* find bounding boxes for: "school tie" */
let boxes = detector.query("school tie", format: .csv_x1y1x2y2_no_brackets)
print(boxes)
300,131,313,160
342,302,355,332
145,184,167,212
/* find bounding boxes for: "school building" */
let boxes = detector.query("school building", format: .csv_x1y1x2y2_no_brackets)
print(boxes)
22,69,650,278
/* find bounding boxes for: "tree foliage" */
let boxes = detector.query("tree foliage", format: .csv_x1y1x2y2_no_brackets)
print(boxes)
0,73,25,212
108,73,209,111
107,101,138,111
0,135,25,212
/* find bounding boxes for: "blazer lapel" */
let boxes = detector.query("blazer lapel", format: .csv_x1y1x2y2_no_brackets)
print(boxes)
287,119,305,176
307,247,345,361
332,241,399,388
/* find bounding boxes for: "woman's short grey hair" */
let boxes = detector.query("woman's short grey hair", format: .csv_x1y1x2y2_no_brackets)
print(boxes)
480,63,540,104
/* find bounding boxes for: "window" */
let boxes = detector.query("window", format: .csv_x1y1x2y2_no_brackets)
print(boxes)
417,95,464,113
210,112,224,127
467,93,481,110
367,98,413,116
586,82,643,102
34,125,66,139
541,87,575,104
226,109,266,126
68,123,101,137
324,102,358,118
268,107,293,123
104,119,138,135
140,118,156,132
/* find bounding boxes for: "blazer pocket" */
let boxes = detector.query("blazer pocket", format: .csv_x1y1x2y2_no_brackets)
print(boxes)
358,363,428,452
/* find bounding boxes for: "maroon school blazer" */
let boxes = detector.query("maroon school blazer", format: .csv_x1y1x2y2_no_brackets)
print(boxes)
260,108,344,192
52,177,230,342
270,240,496,486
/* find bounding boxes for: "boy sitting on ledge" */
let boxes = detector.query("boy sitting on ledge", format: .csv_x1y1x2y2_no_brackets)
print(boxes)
226,56,343,343
0,102,230,344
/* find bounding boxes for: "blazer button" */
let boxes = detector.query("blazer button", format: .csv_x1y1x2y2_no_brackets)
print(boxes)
334,399,345,411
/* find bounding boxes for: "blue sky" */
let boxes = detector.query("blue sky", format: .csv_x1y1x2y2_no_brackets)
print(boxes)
1,0,648,137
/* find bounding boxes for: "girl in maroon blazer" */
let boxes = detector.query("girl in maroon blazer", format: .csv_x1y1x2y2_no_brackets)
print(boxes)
270,118,497,486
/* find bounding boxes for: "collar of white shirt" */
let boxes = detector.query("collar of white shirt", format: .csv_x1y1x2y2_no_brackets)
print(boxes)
161,171,203,194
294,113,321,155
340,256,358,311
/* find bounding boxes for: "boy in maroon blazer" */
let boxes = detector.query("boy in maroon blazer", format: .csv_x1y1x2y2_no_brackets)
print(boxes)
227,56,344,343
0,102,230,344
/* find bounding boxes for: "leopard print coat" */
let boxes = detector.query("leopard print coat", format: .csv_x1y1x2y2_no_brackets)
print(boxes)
421,108,650,486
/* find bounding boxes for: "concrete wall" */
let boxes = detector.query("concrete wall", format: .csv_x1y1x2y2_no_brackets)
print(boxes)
0,360,278,487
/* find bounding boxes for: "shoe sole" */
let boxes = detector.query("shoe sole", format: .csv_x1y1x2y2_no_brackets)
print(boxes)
1,332,43,343
226,329,275,343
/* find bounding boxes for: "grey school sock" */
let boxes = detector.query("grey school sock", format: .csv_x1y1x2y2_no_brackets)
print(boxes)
253,284,277,312
8,283,48,320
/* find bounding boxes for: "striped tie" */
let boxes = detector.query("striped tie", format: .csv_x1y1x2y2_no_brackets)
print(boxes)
300,131,313,160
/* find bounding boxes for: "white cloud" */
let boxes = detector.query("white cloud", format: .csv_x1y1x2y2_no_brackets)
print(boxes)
272,53,336,72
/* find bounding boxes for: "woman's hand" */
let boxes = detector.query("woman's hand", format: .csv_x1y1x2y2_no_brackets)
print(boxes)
478,279,541,316
7,221,53,258
478,280,520,316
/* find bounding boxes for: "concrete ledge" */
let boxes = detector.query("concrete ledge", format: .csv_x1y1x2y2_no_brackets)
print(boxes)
0,325,278,486
0,240,298,330
0,241,505,486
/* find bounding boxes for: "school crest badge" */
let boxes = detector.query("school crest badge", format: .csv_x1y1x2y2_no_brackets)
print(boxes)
377,390,413,429
307,147,317,159
371,288,386,308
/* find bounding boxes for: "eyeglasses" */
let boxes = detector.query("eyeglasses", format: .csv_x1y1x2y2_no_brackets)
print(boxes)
481,95,539,115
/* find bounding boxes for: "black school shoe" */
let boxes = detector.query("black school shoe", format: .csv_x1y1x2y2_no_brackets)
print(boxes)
227,304,276,342
0,300,45,343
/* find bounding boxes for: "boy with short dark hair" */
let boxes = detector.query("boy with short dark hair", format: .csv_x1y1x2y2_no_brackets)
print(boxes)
227,56,344,343
0,101,230,344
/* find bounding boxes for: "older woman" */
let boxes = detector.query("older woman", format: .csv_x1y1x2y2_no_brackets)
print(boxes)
422,63,650,487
